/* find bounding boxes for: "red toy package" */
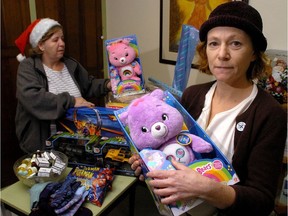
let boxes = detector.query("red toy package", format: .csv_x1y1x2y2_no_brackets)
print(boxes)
66,166,115,207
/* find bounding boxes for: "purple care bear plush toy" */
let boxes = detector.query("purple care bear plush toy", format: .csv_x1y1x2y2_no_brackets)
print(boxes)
119,89,213,165
107,38,142,82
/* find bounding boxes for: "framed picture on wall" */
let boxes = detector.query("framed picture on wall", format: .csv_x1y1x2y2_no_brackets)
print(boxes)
159,0,249,68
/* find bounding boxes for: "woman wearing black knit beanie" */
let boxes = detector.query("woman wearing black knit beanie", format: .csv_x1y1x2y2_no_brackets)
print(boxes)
130,1,286,216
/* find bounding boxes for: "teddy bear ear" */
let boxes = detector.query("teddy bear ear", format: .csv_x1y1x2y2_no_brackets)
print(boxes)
118,111,129,125
150,89,164,100
121,38,130,45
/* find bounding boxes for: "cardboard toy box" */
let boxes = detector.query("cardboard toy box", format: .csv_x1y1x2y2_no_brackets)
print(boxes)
114,90,239,216
57,107,123,138
105,34,145,98
46,132,134,176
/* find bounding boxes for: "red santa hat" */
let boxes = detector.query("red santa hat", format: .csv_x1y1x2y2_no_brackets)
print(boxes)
15,18,61,62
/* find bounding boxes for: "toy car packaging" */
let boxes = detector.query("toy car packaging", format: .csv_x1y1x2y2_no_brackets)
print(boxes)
105,34,145,98
46,132,135,177
114,89,239,216
57,107,123,138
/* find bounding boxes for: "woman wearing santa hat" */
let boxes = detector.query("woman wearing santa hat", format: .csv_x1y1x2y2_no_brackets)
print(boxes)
14,18,111,153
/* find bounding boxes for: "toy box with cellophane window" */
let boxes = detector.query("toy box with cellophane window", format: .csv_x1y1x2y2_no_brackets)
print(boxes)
46,131,135,176
46,107,135,176
114,90,239,216
105,34,145,98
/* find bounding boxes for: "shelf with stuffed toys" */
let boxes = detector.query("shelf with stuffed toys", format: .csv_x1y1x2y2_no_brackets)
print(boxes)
256,49,287,106
256,49,287,215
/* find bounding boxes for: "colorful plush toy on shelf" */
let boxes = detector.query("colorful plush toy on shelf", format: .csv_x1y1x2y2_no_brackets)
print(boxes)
106,38,142,82
119,89,213,165
257,50,287,104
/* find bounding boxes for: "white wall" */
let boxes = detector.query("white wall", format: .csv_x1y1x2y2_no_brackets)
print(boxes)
104,0,287,87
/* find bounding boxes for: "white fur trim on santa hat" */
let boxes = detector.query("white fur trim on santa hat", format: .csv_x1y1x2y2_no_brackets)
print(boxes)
16,53,26,62
29,18,60,48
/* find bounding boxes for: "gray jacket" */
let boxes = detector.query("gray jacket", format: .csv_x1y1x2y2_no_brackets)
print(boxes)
15,56,109,153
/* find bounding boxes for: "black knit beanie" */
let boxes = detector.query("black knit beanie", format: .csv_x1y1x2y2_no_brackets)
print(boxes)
199,1,267,51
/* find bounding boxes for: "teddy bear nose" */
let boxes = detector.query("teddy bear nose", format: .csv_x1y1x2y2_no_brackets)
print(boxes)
151,122,168,138
120,57,126,63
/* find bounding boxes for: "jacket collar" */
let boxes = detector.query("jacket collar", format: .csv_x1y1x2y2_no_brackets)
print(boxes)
33,56,78,76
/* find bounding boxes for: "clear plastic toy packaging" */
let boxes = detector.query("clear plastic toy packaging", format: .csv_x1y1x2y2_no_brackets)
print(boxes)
105,34,145,98
115,89,239,216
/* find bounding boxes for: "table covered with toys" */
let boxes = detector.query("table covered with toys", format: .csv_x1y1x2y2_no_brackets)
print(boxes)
1,166,137,216
3,32,242,216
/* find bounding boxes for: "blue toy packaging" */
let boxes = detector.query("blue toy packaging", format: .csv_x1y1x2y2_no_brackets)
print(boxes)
105,34,145,98
57,107,123,138
114,90,239,216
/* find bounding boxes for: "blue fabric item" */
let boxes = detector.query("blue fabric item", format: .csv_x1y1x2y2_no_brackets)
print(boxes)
50,177,81,208
50,177,76,199
29,182,50,210
59,190,89,216
58,181,81,208
54,186,86,214
29,182,62,216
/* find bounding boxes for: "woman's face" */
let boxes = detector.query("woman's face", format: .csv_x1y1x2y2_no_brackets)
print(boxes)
39,29,65,61
206,27,256,86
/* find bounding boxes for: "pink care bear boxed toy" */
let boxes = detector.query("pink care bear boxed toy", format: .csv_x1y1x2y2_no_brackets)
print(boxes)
105,34,145,98
114,89,239,216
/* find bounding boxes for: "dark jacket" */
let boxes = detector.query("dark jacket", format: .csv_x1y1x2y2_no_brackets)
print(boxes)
15,56,109,153
181,81,287,216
